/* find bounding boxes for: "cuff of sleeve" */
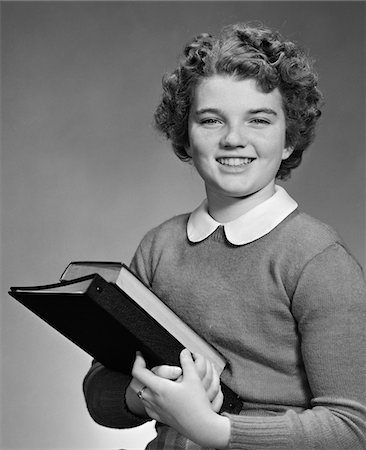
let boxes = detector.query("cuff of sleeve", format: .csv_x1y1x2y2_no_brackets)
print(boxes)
222,412,292,450
84,363,147,428
122,382,149,425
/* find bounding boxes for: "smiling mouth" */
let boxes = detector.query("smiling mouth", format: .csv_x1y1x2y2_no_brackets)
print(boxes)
216,157,255,167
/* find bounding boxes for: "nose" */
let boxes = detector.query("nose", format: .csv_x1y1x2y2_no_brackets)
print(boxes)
220,124,248,149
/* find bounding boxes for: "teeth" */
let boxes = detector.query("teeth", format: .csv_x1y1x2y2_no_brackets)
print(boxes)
217,157,254,166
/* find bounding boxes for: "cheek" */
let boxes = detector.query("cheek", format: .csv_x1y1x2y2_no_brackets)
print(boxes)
259,134,287,160
190,137,211,160
192,151,215,179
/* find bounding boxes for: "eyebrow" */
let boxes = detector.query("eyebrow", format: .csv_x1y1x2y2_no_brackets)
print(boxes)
248,108,278,116
195,107,278,116
195,108,222,116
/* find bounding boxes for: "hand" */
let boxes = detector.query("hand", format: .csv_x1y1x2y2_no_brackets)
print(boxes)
125,376,149,418
191,352,224,412
126,360,182,417
131,349,230,449
151,353,223,412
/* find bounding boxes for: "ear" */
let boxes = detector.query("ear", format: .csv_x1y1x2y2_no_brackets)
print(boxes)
281,146,294,160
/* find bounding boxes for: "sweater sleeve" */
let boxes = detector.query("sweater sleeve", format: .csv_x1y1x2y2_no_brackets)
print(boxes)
223,243,366,449
82,359,150,428
82,238,155,429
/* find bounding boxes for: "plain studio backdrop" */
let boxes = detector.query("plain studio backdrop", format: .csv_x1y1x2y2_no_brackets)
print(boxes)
1,1,365,449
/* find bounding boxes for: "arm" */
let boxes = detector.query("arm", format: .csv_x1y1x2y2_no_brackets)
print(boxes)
83,355,223,429
83,360,150,428
129,244,366,449
83,234,224,429
82,234,156,428
224,244,366,449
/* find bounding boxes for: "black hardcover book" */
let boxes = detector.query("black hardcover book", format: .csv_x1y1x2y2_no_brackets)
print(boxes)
9,262,242,413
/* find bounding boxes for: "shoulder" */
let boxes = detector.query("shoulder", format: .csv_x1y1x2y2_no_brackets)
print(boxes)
136,212,190,255
277,210,346,255
130,212,190,285
291,211,364,273
270,209,360,276
272,210,365,300
290,215,366,313
142,213,189,241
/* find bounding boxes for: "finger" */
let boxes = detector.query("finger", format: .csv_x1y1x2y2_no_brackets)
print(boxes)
202,359,213,390
180,349,200,381
192,353,207,379
211,387,224,413
192,354,213,390
151,365,182,380
132,351,147,371
176,374,183,383
130,352,148,390
206,363,220,401
129,376,147,394
131,352,162,391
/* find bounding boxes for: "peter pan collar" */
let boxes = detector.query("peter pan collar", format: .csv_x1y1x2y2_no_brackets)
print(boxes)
187,185,298,245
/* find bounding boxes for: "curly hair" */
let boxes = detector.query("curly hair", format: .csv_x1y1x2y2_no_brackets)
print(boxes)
154,23,323,180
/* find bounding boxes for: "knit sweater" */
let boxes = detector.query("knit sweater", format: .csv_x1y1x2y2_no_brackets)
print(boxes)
83,209,366,449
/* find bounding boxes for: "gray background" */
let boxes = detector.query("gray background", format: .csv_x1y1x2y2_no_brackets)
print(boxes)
1,1,365,449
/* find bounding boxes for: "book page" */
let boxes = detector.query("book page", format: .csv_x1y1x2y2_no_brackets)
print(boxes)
61,261,122,282
13,278,93,294
116,266,226,374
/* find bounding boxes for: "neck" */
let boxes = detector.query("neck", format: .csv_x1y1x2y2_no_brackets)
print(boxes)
207,183,276,223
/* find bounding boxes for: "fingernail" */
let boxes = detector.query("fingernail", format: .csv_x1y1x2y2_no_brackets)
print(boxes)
181,348,191,358
173,367,182,375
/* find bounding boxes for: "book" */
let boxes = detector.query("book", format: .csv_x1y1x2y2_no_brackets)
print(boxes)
60,261,123,283
9,262,242,413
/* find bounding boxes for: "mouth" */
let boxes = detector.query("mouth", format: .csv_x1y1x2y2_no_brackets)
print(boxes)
216,157,255,167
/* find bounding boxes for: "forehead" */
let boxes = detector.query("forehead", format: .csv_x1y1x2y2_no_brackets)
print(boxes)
192,75,284,112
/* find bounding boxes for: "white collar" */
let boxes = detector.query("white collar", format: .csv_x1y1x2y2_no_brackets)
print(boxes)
187,185,298,245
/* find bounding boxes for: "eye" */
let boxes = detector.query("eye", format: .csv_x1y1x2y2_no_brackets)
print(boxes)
200,118,222,126
249,118,271,126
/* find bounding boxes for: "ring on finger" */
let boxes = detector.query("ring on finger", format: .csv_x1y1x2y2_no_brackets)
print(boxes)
137,386,147,400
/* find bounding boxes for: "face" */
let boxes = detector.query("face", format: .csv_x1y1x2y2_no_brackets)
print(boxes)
187,75,292,207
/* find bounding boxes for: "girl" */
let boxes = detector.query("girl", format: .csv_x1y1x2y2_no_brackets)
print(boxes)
83,23,366,449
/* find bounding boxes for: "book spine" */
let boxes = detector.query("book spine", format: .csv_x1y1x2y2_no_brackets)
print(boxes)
86,278,243,413
86,275,185,369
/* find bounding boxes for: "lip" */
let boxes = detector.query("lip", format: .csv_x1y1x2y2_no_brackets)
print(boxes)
216,161,255,174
